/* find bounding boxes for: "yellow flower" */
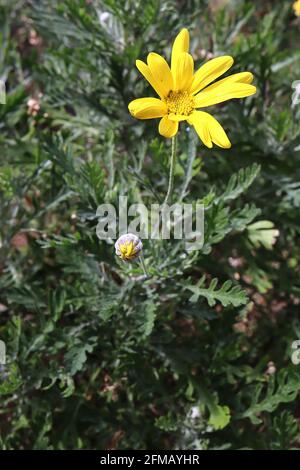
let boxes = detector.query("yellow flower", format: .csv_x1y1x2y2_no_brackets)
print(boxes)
128,29,256,148
293,0,300,16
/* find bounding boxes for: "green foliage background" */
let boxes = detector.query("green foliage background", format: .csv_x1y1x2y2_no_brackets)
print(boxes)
1,0,300,450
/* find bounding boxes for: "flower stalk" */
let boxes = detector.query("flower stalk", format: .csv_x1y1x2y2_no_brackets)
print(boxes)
139,253,149,278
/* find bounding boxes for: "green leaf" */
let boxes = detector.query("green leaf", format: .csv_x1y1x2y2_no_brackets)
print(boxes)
230,203,261,232
208,405,231,430
214,164,261,205
137,298,157,339
198,384,231,430
269,411,299,450
65,340,95,376
0,363,22,396
247,220,279,250
236,368,300,425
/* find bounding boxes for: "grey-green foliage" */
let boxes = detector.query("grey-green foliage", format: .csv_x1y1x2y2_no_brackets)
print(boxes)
187,275,248,307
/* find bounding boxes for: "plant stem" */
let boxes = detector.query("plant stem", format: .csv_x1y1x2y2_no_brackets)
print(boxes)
164,135,177,205
139,253,149,278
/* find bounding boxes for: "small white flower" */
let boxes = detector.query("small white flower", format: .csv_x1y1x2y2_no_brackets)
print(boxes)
99,11,111,25
189,406,201,420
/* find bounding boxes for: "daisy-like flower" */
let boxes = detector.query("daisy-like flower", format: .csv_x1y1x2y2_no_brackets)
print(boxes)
128,29,256,148
293,0,300,16
115,233,143,261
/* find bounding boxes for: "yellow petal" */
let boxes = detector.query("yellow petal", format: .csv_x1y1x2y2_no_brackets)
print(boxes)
190,56,234,95
194,73,256,108
210,71,254,86
173,52,194,91
188,111,231,148
136,60,165,99
147,53,173,97
158,115,179,138
171,28,190,73
128,98,167,119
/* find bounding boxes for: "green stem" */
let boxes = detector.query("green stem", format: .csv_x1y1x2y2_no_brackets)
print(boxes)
164,135,177,205
139,253,149,278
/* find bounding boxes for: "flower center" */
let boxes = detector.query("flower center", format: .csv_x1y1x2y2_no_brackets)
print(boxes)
165,91,195,116
119,241,136,260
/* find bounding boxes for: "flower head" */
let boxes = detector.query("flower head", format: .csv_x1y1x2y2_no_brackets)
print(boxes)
293,0,300,16
115,233,143,261
128,29,256,148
